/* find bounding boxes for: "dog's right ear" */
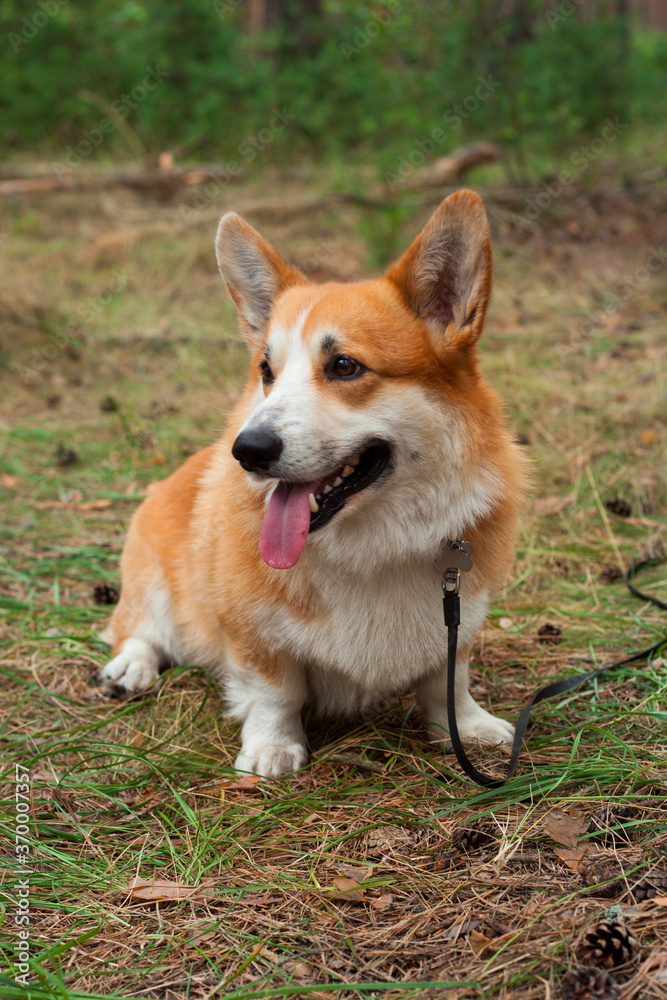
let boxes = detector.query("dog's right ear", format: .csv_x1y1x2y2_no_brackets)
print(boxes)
216,213,306,349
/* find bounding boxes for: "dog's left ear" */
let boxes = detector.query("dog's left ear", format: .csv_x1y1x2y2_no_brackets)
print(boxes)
216,213,306,349
386,189,492,347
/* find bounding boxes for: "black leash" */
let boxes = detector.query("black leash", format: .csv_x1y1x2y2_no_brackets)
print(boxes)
443,550,667,788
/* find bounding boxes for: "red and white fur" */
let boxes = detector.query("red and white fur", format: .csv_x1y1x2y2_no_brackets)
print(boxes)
98,189,525,778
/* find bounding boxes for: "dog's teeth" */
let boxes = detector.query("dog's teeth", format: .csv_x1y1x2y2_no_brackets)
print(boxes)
348,453,361,466
333,476,343,487
308,493,319,513
342,465,354,478
323,485,332,494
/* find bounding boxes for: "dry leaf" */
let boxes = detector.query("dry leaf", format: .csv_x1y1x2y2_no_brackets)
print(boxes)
1,473,20,489
370,893,393,911
340,865,373,882
639,952,667,973
149,452,166,465
328,876,366,903
642,430,658,447
441,918,482,942
188,929,218,946
554,845,591,873
218,775,262,791
126,876,216,903
258,946,281,963
469,929,493,954
31,770,60,783
286,961,313,979
497,617,514,630
544,809,589,848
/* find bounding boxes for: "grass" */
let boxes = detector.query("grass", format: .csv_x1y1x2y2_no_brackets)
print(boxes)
0,165,666,999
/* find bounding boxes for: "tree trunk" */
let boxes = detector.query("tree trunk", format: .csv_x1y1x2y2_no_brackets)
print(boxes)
245,0,324,53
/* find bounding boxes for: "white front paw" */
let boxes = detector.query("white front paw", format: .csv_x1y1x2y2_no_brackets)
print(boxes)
235,742,308,779
456,705,515,746
427,705,515,749
96,638,161,695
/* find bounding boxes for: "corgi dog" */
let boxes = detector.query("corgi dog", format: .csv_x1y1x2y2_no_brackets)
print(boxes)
98,189,524,778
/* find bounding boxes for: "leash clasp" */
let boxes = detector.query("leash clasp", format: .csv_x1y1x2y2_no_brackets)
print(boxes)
442,567,461,595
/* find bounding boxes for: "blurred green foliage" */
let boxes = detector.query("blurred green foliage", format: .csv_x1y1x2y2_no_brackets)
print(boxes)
1,0,666,174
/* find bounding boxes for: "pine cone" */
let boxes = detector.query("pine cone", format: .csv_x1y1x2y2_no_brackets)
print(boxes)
538,622,563,644
451,821,495,853
588,804,635,844
576,921,638,970
630,869,667,902
93,583,120,605
581,861,623,898
429,850,466,873
363,825,412,855
599,565,623,584
605,498,631,518
53,443,79,467
561,966,619,1000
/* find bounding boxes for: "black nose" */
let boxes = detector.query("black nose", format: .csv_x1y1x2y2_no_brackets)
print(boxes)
232,428,283,472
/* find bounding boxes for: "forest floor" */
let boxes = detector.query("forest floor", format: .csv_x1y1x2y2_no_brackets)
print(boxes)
1,166,666,999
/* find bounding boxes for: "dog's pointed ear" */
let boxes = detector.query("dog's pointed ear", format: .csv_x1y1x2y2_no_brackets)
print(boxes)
386,189,492,347
216,213,306,348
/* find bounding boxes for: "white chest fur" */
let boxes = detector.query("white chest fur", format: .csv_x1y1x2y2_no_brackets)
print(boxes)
251,560,490,716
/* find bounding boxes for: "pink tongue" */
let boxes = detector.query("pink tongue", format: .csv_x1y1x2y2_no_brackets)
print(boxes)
259,480,318,569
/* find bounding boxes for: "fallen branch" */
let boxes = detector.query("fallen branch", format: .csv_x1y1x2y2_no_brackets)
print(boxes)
0,142,502,200
400,140,503,191
0,164,241,198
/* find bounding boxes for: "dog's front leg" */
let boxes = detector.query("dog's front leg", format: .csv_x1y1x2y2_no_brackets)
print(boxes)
417,652,515,750
225,656,308,779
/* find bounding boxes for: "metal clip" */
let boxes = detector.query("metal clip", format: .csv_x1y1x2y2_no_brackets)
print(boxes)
442,567,461,595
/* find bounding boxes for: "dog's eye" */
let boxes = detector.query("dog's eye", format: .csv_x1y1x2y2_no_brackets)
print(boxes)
259,359,274,385
331,355,364,379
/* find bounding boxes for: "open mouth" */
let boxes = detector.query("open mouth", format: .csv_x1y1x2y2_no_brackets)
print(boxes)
307,441,392,533
258,441,393,570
